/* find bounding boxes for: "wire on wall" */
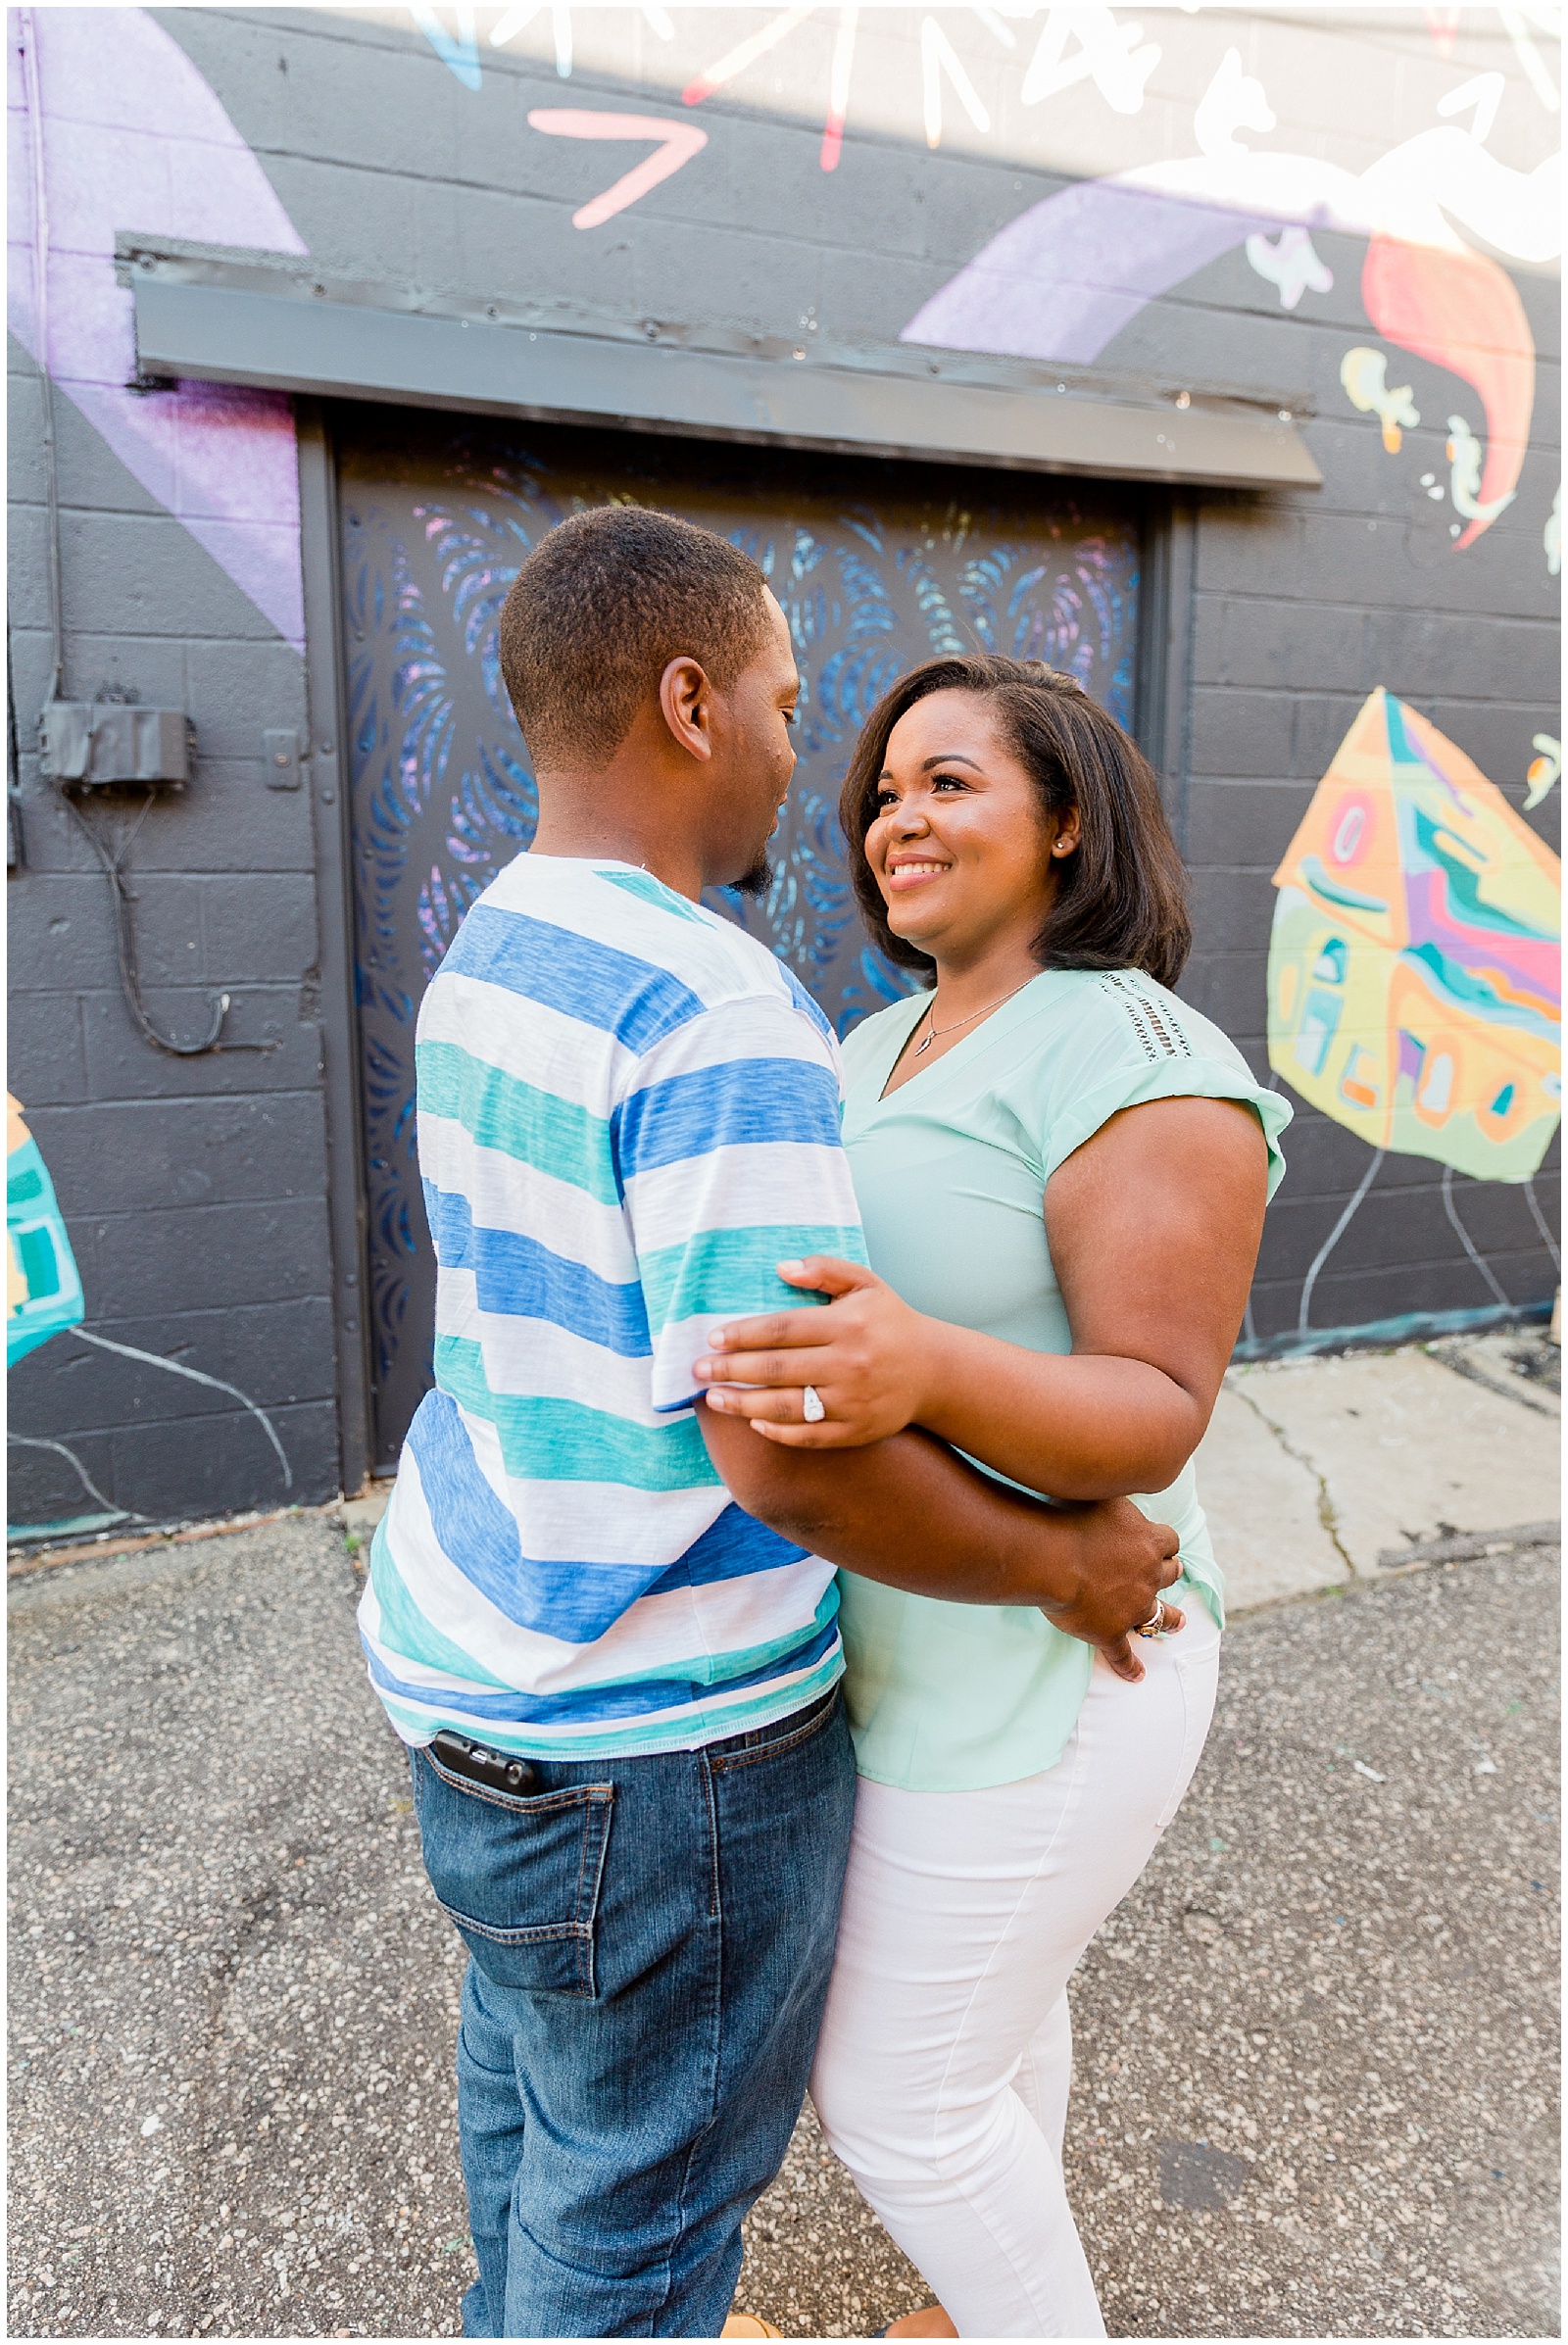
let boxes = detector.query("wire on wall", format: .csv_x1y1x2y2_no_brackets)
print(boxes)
21,7,250,1057
59,779,232,1055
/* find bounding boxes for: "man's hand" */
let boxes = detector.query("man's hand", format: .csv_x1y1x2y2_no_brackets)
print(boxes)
1029,1496,1184,1685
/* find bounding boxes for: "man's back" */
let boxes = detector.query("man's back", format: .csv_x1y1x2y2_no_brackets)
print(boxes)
361,851,866,1760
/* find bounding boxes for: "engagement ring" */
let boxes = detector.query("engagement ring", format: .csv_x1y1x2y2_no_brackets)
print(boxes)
802,1385,826,1424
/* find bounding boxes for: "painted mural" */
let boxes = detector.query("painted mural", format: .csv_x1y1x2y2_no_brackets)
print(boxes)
12,5,1558,609
1267,689,1561,1184
1527,734,1562,810
6,1082,295,1531
7,1096,84,1368
7,6,307,645
422,1,1557,1358
902,45,1558,556
444,5,1563,567
6,0,1559,1490
467,9,1558,566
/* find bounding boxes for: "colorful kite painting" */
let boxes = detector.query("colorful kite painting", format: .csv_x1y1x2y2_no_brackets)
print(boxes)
7,1096,84,1368
1267,691,1561,1183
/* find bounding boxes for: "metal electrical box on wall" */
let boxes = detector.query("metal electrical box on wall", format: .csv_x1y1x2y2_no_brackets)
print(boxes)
38,703,192,787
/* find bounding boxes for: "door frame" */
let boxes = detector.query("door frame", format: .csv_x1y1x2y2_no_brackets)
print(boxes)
299,399,375,1497
1136,495,1199,855
297,397,1198,1494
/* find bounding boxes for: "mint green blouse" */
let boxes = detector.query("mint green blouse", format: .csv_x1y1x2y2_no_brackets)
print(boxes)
836,966,1291,1793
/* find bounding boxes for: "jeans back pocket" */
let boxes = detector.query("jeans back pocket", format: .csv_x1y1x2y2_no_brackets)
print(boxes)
413,1747,613,1998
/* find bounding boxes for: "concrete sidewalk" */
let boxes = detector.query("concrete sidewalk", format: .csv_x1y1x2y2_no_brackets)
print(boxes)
1196,1328,1559,1609
7,1335,1560,2340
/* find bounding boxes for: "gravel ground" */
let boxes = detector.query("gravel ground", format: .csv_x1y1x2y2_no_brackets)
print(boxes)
7,1519,1559,2340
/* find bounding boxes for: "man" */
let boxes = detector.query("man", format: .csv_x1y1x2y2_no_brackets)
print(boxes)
360,505,1177,2339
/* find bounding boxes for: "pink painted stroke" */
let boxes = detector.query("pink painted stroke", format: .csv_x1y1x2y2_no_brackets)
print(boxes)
526,112,708,231
7,8,308,649
1362,235,1534,552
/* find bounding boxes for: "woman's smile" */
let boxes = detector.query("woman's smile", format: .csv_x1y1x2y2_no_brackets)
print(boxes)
884,854,954,891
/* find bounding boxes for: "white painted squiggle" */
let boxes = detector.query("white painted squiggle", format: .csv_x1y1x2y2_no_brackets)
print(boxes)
1020,6,1159,114
1341,348,1419,450
922,16,990,147
1195,49,1274,160
7,1433,142,1523
1298,1148,1385,1339
1437,71,1504,146
1247,225,1334,311
1446,414,1515,525
71,1327,293,1490
1523,1179,1561,1275
1442,1168,1511,1307
1525,733,1561,811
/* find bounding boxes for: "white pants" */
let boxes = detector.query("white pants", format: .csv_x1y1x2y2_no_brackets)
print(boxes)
811,1605,1221,2338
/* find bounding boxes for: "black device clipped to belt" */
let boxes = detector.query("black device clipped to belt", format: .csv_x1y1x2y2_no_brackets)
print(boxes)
431,1731,538,1796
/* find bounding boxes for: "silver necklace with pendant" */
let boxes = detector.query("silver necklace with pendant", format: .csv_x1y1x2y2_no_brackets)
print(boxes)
912,978,1034,1055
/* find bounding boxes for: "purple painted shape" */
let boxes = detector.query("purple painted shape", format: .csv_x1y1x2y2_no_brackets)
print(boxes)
8,9,308,649
903,178,1274,366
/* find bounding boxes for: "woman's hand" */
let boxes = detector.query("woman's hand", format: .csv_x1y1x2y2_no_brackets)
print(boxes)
693,1258,943,1446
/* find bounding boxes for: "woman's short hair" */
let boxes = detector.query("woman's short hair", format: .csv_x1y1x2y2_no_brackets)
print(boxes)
839,654,1192,992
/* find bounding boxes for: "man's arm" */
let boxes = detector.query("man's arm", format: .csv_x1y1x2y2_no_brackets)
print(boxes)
700,1401,1181,1685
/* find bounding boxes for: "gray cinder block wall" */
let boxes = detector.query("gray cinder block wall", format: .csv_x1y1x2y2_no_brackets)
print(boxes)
7,344,338,1530
6,5,1559,1534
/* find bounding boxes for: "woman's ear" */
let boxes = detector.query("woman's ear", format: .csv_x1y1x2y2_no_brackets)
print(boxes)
1050,804,1082,857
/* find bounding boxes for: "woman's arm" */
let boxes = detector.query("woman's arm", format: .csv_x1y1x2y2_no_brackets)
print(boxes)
694,1094,1268,1498
698,1403,1184,1681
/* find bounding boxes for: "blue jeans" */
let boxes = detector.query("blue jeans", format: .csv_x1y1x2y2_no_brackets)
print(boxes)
408,1685,858,2338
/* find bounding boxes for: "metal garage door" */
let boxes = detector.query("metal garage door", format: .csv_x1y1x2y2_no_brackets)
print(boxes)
338,412,1142,1467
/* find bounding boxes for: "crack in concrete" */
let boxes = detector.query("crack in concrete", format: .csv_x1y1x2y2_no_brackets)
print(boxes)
1224,1374,1358,1580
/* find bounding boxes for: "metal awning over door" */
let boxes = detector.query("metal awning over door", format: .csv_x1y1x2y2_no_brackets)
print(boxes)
129,247,1322,495
336,409,1142,1465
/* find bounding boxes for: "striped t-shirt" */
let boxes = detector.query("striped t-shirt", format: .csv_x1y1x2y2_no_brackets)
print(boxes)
359,854,867,1760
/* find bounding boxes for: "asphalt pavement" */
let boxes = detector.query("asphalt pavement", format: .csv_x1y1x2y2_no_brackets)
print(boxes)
7,1512,1559,2339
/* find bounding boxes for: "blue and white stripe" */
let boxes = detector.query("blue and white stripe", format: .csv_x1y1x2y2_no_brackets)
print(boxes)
361,855,866,1758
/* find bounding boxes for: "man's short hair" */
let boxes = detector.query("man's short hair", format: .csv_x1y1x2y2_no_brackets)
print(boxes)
499,505,774,770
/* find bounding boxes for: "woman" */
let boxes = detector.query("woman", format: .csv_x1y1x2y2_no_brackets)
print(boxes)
694,656,1290,2338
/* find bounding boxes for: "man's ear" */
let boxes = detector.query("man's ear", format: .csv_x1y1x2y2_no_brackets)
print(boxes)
659,655,714,762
